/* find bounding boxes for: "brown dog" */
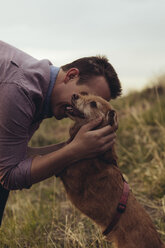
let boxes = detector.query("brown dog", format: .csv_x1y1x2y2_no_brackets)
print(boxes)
59,93,164,248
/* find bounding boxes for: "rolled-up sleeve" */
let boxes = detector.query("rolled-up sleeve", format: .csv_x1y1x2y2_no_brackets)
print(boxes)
0,83,35,190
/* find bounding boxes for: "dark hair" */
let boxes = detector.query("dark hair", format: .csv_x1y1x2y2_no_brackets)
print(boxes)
61,55,122,99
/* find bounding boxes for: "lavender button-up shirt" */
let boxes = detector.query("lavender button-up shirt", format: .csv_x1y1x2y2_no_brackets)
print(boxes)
0,41,60,190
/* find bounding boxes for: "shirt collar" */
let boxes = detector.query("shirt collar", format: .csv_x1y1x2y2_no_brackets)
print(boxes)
42,65,60,119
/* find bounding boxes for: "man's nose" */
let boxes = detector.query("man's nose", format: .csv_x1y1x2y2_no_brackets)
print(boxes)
72,94,79,101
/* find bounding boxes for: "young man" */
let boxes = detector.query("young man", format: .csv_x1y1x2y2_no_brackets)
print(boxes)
0,41,121,223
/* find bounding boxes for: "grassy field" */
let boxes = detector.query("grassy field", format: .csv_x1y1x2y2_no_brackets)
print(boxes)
0,75,165,247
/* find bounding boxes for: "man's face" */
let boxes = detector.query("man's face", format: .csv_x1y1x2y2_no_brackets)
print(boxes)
51,75,111,120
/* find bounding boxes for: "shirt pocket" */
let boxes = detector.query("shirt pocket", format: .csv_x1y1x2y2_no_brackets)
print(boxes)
3,60,23,83
10,60,19,68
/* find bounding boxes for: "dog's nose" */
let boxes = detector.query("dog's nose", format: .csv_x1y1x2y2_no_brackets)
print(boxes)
72,94,79,101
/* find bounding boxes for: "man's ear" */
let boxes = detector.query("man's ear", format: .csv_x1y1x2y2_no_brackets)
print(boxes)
64,68,79,83
107,110,116,126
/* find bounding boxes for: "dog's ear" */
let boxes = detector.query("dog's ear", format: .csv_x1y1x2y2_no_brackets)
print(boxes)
107,110,116,127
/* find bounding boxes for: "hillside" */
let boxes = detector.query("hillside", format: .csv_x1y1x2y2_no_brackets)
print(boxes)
0,75,165,248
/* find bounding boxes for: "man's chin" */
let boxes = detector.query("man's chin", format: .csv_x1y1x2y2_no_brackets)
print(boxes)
54,113,68,120
53,106,69,120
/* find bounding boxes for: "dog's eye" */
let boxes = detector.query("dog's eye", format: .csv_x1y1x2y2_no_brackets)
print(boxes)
80,91,88,96
90,101,97,108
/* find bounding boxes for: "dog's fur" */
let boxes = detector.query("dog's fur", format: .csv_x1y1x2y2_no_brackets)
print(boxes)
60,93,164,248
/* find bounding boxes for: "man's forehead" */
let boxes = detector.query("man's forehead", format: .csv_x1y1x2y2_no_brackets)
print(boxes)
82,76,111,101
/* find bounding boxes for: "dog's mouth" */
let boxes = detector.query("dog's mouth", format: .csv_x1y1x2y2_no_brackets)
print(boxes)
65,104,85,119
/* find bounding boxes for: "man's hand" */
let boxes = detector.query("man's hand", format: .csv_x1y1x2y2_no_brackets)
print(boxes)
30,117,118,184
70,117,117,160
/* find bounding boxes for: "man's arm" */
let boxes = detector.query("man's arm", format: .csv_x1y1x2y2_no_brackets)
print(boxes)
31,118,116,184
27,142,67,157
0,83,36,190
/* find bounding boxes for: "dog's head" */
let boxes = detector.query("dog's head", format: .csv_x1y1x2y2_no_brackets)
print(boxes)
65,93,116,127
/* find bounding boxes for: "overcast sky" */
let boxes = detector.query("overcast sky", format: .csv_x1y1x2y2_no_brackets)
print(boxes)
0,0,165,94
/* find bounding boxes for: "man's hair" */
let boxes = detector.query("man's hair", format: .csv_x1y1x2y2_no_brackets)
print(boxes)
61,55,122,99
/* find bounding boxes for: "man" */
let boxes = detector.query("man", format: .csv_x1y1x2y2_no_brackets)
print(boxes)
0,41,121,224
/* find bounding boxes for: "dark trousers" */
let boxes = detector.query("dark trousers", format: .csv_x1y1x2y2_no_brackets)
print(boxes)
0,184,9,225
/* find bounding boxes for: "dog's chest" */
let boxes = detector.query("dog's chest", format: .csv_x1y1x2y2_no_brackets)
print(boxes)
61,159,114,194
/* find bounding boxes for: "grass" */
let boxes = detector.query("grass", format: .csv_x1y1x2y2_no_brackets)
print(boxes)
1,74,165,247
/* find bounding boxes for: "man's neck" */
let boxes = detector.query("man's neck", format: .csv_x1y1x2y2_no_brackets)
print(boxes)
54,68,66,86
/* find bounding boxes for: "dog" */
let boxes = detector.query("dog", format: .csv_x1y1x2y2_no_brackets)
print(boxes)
59,92,164,248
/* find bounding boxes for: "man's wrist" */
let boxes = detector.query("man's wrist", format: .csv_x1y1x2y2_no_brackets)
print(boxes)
63,142,81,165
